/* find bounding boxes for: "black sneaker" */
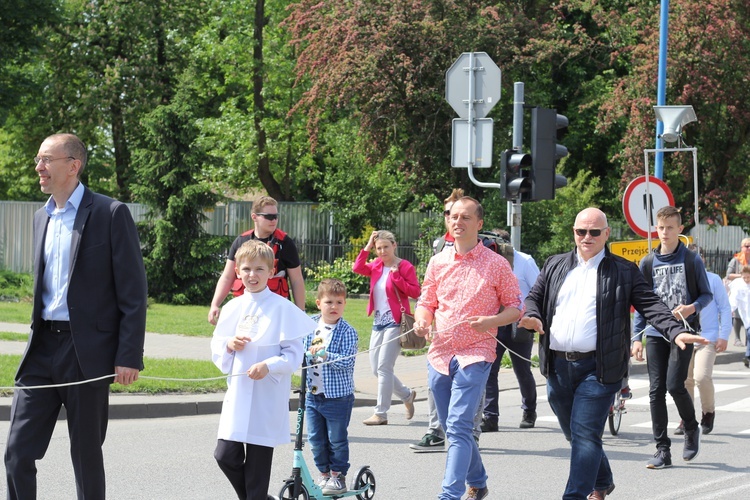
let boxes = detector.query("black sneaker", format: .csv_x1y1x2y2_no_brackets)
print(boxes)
520,410,537,429
674,420,685,435
409,433,445,452
646,449,672,469
480,418,498,433
744,356,750,368
701,412,715,435
683,426,701,461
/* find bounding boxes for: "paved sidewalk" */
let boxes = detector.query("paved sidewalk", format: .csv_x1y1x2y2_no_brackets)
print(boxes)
2,321,747,421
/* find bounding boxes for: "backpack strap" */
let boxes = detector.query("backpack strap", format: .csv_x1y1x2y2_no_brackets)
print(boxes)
641,252,654,288
434,236,446,254
685,247,698,303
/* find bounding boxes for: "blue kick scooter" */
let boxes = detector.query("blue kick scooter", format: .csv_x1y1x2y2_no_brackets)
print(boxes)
277,350,376,500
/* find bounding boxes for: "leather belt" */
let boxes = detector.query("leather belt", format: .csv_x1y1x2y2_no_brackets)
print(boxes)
41,320,71,332
554,350,595,361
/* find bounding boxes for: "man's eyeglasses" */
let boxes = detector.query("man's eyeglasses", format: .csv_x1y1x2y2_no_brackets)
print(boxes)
574,228,606,237
34,156,75,165
255,213,279,221
443,210,451,217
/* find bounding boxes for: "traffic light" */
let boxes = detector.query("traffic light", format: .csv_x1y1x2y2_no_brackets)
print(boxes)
530,107,569,200
500,149,532,200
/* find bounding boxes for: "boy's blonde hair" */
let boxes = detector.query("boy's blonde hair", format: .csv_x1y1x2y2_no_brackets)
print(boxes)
317,278,347,299
656,205,681,224
741,265,750,275
235,240,274,269
252,196,278,214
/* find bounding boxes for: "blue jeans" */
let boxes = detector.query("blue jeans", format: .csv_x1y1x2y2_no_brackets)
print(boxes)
429,357,491,500
306,392,355,476
547,356,620,500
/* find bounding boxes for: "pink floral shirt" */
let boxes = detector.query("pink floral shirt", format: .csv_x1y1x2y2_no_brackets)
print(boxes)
418,243,523,375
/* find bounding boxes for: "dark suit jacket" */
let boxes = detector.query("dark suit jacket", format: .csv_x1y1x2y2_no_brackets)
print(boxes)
18,186,148,381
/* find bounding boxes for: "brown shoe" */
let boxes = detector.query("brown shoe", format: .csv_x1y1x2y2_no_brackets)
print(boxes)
587,483,615,499
404,390,417,420
362,414,388,425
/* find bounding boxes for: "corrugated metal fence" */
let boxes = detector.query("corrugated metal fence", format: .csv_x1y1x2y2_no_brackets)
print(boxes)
1,201,746,276
0,201,430,273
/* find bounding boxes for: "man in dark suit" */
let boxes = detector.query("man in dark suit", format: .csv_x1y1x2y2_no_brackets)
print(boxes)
4,133,148,499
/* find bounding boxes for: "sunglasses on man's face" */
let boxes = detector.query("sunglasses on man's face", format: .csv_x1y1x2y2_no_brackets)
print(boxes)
574,228,605,237
255,213,278,221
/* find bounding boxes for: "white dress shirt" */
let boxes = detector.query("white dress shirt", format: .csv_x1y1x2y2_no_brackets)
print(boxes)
549,248,605,353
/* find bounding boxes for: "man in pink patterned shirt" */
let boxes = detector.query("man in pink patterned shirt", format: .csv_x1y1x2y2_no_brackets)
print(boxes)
414,196,523,500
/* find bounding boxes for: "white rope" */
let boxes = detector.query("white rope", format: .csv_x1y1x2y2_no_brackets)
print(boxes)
0,319,523,391
633,309,696,344
0,374,116,391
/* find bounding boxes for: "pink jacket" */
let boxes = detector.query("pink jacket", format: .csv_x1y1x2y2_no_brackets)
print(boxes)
352,249,421,324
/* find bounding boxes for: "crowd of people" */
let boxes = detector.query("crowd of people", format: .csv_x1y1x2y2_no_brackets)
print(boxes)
3,135,746,500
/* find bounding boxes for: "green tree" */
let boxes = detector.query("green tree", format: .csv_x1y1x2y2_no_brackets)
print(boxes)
285,0,542,199
132,85,227,305
553,0,750,224
0,0,59,123
189,0,313,201
0,0,205,202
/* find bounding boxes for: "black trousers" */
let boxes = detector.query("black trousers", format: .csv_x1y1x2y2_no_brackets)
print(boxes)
483,325,537,421
214,439,274,500
4,328,110,500
646,336,697,450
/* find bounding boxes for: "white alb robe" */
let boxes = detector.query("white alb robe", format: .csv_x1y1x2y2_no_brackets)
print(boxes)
211,287,317,447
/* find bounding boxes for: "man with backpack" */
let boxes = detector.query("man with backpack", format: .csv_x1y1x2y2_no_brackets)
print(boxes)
632,206,713,469
479,229,540,432
208,196,306,324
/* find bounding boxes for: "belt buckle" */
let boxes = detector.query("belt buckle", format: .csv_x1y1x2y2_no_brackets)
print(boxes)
565,352,577,361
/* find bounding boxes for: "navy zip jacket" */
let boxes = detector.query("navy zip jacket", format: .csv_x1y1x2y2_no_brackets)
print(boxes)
525,247,687,384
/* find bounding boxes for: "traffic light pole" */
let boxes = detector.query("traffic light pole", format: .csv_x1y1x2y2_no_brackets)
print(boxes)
508,82,524,250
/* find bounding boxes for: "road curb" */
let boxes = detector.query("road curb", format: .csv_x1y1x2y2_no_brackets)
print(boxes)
1,351,745,421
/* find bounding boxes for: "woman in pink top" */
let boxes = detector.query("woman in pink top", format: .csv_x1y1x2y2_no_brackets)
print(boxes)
353,230,421,425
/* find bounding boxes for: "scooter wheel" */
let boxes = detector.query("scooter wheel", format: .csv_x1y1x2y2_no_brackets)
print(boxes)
279,479,310,500
353,466,376,500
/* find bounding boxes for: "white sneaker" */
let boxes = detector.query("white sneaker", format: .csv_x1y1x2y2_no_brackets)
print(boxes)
322,474,347,495
317,474,330,489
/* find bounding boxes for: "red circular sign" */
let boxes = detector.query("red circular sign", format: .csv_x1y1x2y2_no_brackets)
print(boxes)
622,176,675,238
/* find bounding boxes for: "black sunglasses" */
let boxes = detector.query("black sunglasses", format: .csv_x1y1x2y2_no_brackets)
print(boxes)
574,228,605,237
255,213,279,221
443,210,451,216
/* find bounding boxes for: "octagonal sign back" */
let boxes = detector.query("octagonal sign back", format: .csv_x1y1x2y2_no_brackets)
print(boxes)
445,52,501,119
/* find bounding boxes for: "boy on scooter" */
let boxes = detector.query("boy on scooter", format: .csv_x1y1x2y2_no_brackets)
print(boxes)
303,279,359,495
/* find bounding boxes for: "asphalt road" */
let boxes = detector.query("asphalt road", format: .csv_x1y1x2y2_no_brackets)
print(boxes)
2,360,750,499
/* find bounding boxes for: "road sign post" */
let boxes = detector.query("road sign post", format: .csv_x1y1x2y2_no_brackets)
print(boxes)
446,52,502,189
622,175,675,238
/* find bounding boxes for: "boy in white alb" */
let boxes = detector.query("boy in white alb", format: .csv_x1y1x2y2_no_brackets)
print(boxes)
211,240,317,499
